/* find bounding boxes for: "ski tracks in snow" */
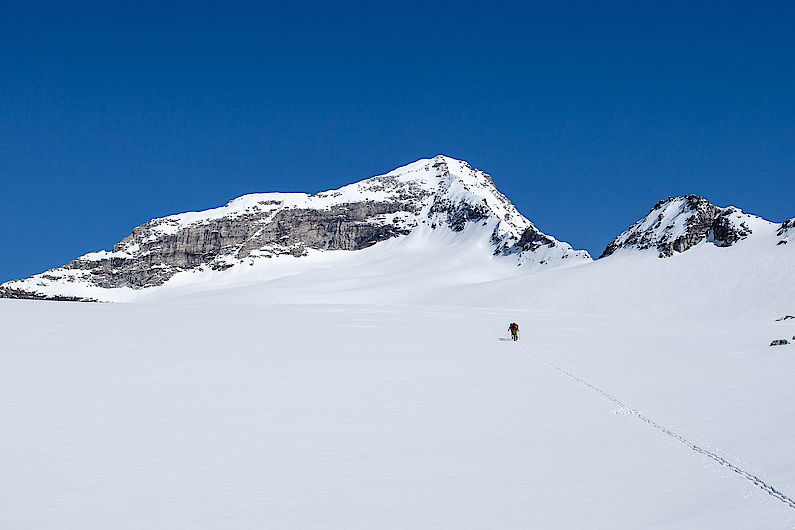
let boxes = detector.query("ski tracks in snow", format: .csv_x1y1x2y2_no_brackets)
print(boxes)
472,308,795,512
523,349,795,511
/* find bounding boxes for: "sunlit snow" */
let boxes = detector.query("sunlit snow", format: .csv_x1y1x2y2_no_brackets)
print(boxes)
2,157,795,528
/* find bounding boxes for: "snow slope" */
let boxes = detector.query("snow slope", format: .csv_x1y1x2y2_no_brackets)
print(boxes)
2,200,794,529
2,299,795,529
128,214,795,321
449,230,795,320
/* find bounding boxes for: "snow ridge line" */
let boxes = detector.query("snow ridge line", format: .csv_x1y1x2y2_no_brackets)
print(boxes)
522,347,795,511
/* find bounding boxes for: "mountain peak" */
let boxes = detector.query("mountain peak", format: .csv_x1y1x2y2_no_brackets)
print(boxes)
0,156,590,302
601,195,774,258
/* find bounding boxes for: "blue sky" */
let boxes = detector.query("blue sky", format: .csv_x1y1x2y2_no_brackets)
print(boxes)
1,2,793,282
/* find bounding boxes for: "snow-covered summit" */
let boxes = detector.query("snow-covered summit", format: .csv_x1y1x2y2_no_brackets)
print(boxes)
0,155,590,301
127,155,547,248
601,195,776,258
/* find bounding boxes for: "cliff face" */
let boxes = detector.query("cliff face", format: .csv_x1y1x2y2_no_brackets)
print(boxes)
0,155,590,301
65,200,419,290
601,195,767,258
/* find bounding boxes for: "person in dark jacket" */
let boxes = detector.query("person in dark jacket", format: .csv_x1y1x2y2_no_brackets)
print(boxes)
509,322,519,341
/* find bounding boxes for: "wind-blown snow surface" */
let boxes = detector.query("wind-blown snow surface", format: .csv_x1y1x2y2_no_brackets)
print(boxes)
3,299,795,529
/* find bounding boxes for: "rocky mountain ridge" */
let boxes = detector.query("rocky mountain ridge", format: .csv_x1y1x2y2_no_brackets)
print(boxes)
0,155,589,301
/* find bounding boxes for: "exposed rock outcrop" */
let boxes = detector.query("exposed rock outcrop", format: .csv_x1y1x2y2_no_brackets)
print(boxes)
66,200,418,289
0,287,96,302
778,219,795,245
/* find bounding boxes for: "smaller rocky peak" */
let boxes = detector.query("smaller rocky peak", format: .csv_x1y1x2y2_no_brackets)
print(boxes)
601,195,760,258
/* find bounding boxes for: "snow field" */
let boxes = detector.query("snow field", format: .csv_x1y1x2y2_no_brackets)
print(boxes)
2,300,795,529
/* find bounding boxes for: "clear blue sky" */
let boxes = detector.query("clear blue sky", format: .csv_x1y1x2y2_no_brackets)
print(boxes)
1,1,793,282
